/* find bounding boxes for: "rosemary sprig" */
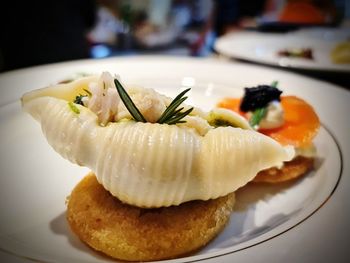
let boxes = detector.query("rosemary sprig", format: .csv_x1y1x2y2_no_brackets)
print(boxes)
157,88,193,124
114,78,193,124
114,78,147,122
165,108,193,124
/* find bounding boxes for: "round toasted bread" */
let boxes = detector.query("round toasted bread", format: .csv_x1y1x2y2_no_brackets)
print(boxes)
253,156,314,183
66,173,235,261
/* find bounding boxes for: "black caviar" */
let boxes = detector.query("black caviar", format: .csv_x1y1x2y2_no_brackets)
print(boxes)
240,85,282,112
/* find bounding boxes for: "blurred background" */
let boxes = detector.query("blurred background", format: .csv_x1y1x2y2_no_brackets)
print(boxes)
1,0,349,85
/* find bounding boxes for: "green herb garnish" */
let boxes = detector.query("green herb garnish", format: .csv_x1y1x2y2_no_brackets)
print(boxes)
83,88,92,96
74,89,91,105
74,94,87,106
68,102,80,114
114,79,147,122
157,88,193,124
247,81,279,129
271,80,278,88
249,107,267,128
210,118,236,127
114,79,193,124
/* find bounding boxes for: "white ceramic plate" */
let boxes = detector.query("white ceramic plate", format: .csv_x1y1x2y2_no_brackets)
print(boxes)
0,56,349,263
214,31,350,72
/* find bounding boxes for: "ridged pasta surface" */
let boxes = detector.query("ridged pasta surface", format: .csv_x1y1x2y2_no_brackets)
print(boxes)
23,95,294,207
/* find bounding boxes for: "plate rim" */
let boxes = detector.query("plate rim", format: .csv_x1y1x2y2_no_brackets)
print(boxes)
0,121,342,263
214,31,350,73
0,56,349,262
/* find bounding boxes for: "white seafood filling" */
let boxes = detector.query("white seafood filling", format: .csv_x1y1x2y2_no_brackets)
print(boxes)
116,86,167,123
86,72,169,125
178,115,213,136
87,72,120,125
21,72,295,208
85,72,208,135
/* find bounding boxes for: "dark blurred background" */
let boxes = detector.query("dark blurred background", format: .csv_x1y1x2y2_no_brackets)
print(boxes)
1,0,349,85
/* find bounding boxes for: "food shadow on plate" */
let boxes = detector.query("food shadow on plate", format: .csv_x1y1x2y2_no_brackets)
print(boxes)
202,158,324,253
201,181,299,253
50,212,115,262
49,158,324,258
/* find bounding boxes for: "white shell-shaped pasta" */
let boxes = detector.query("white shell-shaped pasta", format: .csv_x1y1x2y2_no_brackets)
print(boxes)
207,108,253,130
21,76,99,105
22,93,294,207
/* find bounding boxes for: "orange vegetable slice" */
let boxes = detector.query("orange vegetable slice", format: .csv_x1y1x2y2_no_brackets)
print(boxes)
217,98,242,114
217,96,320,147
261,96,320,147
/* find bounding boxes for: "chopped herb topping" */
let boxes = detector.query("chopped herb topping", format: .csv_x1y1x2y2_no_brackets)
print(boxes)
68,102,80,114
74,89,91,105
74,94,87,106
210,118,237,127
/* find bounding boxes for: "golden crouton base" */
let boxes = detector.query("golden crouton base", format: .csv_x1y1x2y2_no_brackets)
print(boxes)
253,156,314,183
66,173,235,262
